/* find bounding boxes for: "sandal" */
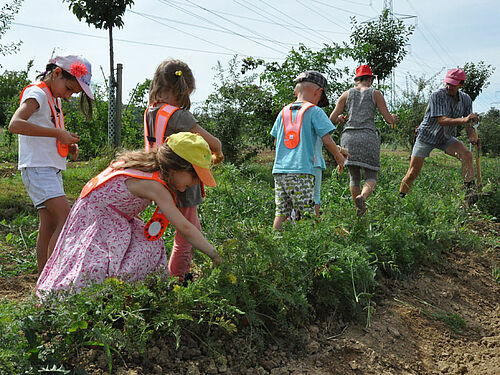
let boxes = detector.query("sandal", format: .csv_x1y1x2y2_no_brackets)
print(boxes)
355,195,367,217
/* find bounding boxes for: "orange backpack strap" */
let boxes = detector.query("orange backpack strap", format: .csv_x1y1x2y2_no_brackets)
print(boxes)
144,103,180,151
20,82,68,157
282,101,315,149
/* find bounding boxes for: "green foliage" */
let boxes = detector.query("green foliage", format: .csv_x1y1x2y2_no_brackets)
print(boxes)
0,0,23,61
461,61,495,102
256,43,354,114
0,60,32,129
63,0,134,30
196,58,275,164
479,107,500,156
0,150,498,372
350,9,414,81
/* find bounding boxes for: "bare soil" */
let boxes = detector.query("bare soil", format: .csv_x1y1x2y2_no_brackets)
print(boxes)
2,220,498,375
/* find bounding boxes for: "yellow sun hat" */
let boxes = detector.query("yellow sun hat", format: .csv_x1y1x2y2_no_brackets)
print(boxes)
166,132,216,187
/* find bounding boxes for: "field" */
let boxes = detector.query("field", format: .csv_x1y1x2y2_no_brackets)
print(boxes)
0,148,499,374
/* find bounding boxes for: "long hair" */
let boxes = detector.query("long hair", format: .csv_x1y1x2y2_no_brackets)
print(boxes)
149,60,195,110
37,63,93,121
113,143,196,182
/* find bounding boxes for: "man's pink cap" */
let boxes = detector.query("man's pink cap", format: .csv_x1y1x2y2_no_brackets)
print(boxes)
444,68,466,86
49,55,94,100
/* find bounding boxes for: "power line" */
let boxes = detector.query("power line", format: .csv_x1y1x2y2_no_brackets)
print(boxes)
404,0,455,65
159,0,289,54
11,22,283,60
231,0,325,47
308,0,372,18
257,0,337,45
130,10,242,55
294,0,351,33
128,9,297,47
165,0,348,35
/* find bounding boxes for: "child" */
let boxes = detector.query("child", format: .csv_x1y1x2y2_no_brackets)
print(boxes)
35,132,222,296
9,54,94,274
271,70,346,230
144,59,223,281
329,65,398,217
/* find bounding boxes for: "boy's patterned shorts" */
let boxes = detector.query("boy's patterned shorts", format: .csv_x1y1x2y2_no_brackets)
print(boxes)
274,173,315,219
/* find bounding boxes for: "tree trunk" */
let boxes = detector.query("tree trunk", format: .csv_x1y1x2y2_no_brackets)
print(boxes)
107,26,116,146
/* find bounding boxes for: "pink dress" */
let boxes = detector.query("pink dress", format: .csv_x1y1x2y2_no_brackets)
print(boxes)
35,175,168,296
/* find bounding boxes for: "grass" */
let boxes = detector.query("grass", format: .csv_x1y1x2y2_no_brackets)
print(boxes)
0,148,498,373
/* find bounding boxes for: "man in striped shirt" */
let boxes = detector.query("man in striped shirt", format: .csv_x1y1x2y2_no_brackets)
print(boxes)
399,68,480,205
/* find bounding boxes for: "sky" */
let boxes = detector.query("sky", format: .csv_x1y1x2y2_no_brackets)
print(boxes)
2,0,500,114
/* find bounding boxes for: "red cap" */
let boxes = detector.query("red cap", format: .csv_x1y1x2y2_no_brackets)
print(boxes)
355,65,375,79
443,68,466,86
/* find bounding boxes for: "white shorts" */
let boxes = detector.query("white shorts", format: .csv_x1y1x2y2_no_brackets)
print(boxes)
21,167,66,209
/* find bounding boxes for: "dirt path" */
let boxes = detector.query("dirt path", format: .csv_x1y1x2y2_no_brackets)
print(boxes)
1,226,498,375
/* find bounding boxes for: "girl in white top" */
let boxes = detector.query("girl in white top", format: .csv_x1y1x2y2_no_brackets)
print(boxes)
9,54,94,274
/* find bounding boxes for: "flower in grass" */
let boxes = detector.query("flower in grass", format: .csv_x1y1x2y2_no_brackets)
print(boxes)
227,273,237,284
70,61,88,78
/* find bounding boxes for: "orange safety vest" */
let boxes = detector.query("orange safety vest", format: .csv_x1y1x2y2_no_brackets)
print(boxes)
143,103,206,197
143,103,180,152
282,101,315,149
80,162,177,241
20,81,69,157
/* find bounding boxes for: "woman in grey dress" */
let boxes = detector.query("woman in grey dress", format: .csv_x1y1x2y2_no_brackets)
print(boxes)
329,65,398,216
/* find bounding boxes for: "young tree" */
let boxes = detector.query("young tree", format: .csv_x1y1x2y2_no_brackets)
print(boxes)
63,0,135,146
245,43,354,114
350,9,414,82
0,0,23,65
461,61,495,102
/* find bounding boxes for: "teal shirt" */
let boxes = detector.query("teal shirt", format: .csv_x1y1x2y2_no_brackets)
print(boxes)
271,102,335,175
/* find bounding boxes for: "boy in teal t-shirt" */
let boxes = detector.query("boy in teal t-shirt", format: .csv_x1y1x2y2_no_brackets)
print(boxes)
271,71,346,230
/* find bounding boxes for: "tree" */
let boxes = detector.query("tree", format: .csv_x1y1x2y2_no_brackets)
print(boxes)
245,43,354,114
0,60,32,128
461,61,495,102
196,58,275,164
350,9,414,82
63,0,135,146
0,0,23,65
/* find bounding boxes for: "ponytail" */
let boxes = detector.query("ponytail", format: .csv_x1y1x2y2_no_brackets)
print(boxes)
149,60,195,109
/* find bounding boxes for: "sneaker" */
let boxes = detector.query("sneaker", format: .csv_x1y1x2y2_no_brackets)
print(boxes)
355,195,367,217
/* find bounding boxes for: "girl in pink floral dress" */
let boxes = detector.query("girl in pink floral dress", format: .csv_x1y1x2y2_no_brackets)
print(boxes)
35,132,221,297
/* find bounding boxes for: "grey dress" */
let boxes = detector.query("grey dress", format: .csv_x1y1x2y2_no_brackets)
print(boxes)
340,87,380,171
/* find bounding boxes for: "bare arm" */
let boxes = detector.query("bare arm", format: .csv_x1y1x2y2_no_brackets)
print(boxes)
374,90,398,124
125,178,221,265
437,113,479,127
190,124,224,165
322,134,345,172
329,91,348,123
9,98,80,144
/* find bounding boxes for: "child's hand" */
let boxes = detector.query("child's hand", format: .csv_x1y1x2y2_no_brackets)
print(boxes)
211,151,224,166
69,143,79,161
339,147,350,158
211,253,222,266
335,153,346,173
58,129,80,144
337,114,347,124
391,113,399,123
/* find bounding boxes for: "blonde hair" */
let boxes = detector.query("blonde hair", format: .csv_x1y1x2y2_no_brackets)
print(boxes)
149,60,195,110
113,143,196,181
